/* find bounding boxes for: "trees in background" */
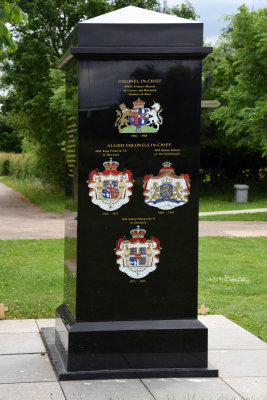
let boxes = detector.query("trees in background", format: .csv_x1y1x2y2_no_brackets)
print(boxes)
0,0,197,185
0,115,22,152
170,0,199,19
0,0,27,53
1,2,266,184
201,5,267,183
1,0,113,184
211,6,267,157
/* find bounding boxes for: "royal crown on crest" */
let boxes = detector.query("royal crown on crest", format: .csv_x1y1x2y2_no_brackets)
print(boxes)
159,161,175,175
162,161,172,168
133,98,145,108
130,225,146,238
103,158,119,170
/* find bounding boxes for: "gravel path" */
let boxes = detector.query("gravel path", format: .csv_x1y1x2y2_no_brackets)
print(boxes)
0,182,266,239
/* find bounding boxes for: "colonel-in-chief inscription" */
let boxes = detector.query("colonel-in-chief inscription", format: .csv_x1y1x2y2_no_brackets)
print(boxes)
143,162,190,210
115,226,161,279
88,159,133,211
115,98,163,133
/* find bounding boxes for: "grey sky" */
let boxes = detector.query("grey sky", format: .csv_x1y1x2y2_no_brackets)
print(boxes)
166,0,266,44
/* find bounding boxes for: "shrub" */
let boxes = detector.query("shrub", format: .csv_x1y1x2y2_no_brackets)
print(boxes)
0,153,16,176
0,151,65,186
0,152,39,180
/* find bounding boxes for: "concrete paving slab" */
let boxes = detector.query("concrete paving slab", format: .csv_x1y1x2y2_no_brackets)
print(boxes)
142,377,242,400
0,382,65,400
0,354,56,383
209,350,267,377
0,333,45,354
207,327,267,350
199,315,241,329
223,377,267,400
0,319,38,333
61,379,152,400
36,319,55,330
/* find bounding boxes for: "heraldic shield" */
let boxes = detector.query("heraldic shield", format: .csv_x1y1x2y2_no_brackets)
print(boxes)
88,159,133,211
115,226,161,279
143,162,191,210
115,98,163,133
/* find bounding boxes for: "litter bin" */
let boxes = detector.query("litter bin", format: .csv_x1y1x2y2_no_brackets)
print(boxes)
233,184,249,202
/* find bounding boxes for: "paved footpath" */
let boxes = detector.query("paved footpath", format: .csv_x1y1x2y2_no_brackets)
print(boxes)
0,181,267,239
0,316,266,399
199,220,267,237
0,182,64,239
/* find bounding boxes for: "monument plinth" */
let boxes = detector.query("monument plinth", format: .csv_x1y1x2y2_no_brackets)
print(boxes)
41,6,218,379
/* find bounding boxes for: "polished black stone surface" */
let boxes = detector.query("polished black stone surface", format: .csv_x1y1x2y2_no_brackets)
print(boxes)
73,58,201,323
54,9,216,378
75,58,201,322
42,327,218,380
56,304,209,371
78,23,204,48
64,64,78,318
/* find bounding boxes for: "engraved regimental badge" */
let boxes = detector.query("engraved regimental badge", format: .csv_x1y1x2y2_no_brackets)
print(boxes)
143,162,191,210
115,226,161,279
115,98,163,133
87,159,133,211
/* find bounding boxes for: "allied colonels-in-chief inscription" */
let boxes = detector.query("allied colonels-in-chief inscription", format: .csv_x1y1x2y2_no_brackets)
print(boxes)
41,6,218,380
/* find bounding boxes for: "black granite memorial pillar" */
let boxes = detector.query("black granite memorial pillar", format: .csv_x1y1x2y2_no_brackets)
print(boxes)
41,6,218,379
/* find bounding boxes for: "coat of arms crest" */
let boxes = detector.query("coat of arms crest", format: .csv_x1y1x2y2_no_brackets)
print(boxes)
143,162,190,210
115,226,161,279
115,98,163,133
87,159,133,211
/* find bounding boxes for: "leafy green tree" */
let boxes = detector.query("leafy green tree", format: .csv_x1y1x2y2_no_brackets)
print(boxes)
0,0,27,53
0,115,22,152
1,0,198,184
209,6,267,158
199,6,267,183
1,0,112,184
112,0,159,10
170,0,199,20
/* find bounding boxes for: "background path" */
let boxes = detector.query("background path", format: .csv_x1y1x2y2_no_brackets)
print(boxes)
199,220,267,237
0,182,266,239
0,182,64,239
200,208,267,216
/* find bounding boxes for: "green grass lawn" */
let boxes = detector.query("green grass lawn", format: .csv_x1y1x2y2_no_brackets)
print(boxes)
199,183,267,212
0,176,64,213
0,237,266,342
199,212,267,221
199,237,267,341
0,239,63,318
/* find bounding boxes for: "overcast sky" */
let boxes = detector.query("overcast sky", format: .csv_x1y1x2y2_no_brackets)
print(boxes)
165,0,266,44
